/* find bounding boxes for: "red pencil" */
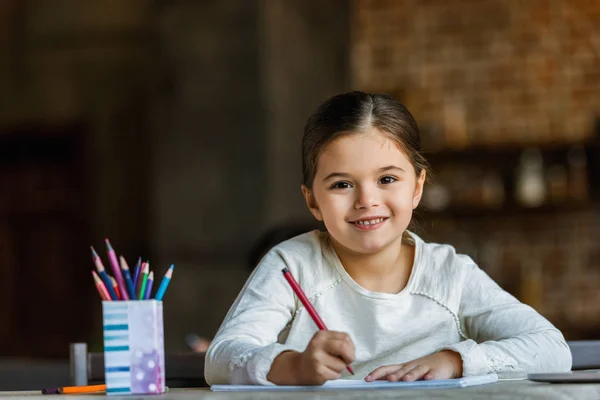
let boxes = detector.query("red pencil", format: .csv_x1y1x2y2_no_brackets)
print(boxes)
92,271,110,301
110,277,121,300
281,268,354,375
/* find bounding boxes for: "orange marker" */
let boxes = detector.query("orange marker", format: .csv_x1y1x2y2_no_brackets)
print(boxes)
42,384,106,394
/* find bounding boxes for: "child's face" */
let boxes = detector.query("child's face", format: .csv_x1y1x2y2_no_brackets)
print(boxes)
302,127,425,255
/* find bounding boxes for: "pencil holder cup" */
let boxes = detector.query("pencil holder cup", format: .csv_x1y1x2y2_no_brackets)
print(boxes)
102,300,165,395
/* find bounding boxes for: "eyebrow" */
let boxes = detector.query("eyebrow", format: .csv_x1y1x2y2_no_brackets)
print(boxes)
379,165,406,173
322,165,406,182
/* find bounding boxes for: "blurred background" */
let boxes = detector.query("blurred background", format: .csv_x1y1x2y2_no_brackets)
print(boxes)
0,0,599,385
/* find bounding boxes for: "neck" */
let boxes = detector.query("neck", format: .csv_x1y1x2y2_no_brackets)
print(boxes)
330,234,414,294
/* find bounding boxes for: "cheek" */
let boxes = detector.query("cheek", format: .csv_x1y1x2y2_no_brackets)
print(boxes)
395,183,419,204
321,197,346,216
315,193,349,219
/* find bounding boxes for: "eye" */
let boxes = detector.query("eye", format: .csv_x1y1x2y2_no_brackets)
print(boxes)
379,176,397,185
330,181,352,189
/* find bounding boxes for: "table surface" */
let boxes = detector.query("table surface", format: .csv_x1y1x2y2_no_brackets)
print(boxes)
1,381,600,400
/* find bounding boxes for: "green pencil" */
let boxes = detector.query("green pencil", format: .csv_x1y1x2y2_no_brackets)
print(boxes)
138,263,149,300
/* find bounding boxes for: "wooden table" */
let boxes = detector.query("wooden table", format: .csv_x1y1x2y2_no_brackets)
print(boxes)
2,381,600,399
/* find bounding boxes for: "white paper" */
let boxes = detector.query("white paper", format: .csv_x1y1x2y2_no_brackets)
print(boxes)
210,373,498,391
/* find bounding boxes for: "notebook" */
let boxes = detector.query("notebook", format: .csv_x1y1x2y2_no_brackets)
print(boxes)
210,373,498,391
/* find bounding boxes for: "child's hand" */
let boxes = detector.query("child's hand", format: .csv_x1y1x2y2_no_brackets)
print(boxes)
365,350,463,382
268,330,355,385
296,330,356,385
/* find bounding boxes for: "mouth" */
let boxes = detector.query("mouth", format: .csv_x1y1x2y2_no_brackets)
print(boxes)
349,217,389,230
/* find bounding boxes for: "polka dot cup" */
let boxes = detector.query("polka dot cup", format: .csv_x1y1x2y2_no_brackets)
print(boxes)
102,300,165,395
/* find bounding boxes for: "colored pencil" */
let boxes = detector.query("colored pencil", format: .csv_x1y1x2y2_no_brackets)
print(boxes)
144,271,154,300
132,256,142,290
138,263,149,300
90,246,118,300
281,267,354,375
61,384,106,394
42,384,106,395
104,239,129,300
92,271,110,301
136,261,147,295
119,255,136,299
155,264,174,301
110,276,121,300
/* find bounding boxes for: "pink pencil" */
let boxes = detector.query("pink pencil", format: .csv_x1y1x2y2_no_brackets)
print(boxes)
92,271,110,301
90,247,119,301
104,238,129,300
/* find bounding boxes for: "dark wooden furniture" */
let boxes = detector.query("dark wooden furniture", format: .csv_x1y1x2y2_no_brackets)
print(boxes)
0,123,93,358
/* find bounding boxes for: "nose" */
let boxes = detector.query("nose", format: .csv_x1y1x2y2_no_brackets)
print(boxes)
354,183,380,210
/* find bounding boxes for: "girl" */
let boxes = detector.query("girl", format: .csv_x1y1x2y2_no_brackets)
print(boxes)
205,91,572,385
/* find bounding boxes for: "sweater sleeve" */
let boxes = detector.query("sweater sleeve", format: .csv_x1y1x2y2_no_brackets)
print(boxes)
442,261,572,376
204,251,301,385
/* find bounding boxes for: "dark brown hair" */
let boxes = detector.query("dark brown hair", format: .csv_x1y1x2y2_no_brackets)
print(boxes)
302,91,430,188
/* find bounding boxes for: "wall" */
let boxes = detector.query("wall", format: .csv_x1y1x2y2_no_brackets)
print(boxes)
0,0,154,355
152,0,350,348
351,0,600,339
352,0,600,149
0,0,350,353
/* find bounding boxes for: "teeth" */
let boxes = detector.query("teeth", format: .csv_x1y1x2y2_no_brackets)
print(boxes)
355,218,384,225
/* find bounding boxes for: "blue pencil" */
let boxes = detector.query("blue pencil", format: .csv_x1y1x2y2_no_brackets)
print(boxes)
119,256,136,299
144,271,154,300
132,257,142,293
155,264,174,301
90,246,118,301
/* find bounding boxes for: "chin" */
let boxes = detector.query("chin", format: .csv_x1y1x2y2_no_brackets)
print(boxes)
354,247,384,255
350,240,389,254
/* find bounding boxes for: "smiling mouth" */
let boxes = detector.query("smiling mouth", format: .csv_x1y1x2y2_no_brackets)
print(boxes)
349,217,388,226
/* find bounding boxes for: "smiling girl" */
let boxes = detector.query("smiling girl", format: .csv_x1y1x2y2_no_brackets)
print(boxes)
205,91,572,385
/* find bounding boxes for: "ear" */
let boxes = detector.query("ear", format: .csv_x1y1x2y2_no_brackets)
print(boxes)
412,169,426,209
301,185,323,221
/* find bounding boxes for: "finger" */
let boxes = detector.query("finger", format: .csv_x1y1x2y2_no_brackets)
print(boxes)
314,363,343,384
423,370,438,380
400,365,431,382
319,352,349,373
385,364,416,382
365,364,404,381
318,331,353,342
322,338,355,365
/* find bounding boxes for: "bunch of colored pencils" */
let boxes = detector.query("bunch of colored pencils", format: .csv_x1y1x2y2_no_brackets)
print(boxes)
90,238,174,301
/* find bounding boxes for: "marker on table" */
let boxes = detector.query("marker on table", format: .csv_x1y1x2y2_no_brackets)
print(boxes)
281,267,354,375
155,264,174,301
90,246,118,301
42,384,106,394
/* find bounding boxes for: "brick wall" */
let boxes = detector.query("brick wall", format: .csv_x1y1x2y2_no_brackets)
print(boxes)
352,0,600,339
352,0,600,148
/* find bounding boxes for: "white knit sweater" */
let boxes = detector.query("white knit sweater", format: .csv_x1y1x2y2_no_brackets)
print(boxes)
205,230,572,385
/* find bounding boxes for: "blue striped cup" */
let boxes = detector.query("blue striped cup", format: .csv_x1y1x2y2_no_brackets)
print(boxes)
102,300,165,395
